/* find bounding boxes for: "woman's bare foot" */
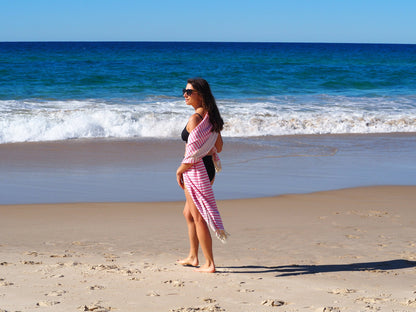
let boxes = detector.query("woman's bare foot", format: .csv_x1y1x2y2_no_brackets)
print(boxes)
194,264,215,273
176,256,199,267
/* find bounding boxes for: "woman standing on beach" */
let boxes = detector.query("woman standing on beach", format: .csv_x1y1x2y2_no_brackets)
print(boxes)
176,78,228,273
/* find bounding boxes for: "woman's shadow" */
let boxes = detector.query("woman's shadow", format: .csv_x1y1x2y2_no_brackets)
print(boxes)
219,259,416,277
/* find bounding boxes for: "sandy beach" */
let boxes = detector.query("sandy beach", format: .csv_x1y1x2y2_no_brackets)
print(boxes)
2,40,416,312
1,186,416,311
1,134,416,311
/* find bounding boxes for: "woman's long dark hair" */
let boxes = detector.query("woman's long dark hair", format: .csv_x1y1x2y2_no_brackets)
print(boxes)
188,78,224,133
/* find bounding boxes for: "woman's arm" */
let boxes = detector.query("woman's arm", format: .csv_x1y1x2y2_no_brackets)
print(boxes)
177,114,202,189
177,113,204,188
215,132,223,153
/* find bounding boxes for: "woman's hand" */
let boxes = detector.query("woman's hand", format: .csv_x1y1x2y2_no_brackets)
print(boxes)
176,170,184,189
176,163,193,189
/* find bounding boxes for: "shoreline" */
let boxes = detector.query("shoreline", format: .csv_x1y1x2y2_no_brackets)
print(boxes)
1,185,416,311
0,183,415,206
1,130,416,146
1,132,416,204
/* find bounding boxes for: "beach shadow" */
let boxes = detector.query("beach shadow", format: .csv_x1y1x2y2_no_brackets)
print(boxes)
219,259,416,277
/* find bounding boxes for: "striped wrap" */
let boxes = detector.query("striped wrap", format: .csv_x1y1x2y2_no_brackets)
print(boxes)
182,114,228,242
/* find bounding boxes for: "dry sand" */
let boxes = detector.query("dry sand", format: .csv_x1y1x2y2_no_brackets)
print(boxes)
1,186,416,311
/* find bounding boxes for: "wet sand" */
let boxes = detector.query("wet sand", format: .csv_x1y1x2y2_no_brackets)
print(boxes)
1,133,415,204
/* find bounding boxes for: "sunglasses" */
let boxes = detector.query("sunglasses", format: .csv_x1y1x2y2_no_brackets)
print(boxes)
182,88,198,96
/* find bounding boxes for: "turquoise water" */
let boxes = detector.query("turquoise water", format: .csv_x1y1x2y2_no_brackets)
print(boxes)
1,42,416,143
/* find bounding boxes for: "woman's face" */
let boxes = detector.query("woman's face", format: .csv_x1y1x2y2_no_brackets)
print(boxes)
184,83,201,107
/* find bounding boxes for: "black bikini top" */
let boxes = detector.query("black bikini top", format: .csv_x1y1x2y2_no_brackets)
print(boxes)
181,113,204,143
181,127,190,142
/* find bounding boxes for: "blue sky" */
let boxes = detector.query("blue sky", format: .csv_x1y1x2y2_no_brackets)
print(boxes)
1,0,415,43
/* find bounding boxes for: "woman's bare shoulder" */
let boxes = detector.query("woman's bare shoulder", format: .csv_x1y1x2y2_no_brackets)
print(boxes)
187,113,203,132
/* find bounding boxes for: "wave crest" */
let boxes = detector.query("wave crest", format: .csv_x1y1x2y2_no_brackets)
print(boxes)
1,96,415,143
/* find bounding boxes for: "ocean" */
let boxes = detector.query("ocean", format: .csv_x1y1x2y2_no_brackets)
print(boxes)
1,42,416,144
1,42,416,204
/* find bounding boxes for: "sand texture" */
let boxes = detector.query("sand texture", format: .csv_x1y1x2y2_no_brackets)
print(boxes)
1,186,416,311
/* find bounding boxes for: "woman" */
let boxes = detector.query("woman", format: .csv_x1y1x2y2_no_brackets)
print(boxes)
176,78,228,273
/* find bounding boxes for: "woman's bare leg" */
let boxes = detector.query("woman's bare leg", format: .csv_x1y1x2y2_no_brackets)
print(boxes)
177,198,199,267
184,188,215,273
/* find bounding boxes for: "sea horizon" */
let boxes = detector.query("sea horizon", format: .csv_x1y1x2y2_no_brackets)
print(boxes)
2,40,416,45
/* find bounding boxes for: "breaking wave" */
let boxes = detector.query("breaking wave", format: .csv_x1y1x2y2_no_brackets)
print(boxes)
1,95,415,144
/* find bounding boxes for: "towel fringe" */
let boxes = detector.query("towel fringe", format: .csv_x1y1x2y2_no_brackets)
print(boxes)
215,230,230,244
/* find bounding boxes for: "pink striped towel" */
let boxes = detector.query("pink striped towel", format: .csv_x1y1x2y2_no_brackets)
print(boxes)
182,114,228,243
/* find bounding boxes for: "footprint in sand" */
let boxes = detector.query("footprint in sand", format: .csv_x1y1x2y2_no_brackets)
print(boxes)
169,304,224,312
25,251,39,256
79,302,113,311
146,291,160,297
261,299,286,306
368,210,389,217
45,290,67,297
103,253,119,262
50,253,72,258
202,298,216,303
345,234,360,239
355,296,392,306
142,263,167,272
402,298,416,307
129,276,143,281
49,274,65,279
328,288,357,295
238,281,254,292
238,288,254,293
0,278,14,287
65,261,82,267
21,260,42,265
36,301,60,307
164,280,185,287
91,264,120,271
72,241,87,246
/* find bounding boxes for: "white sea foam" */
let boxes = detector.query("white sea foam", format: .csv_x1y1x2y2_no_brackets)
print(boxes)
1,96,415,144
